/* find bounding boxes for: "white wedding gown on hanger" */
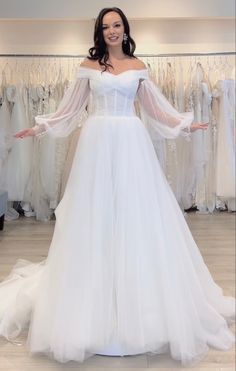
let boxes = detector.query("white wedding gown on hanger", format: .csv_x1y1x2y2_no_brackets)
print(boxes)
0,67,235,365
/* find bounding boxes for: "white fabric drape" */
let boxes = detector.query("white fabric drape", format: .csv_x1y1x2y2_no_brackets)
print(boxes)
33,76,89,137
137,78,193,139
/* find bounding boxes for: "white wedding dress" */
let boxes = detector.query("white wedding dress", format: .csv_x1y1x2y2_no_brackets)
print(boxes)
0,67,235,365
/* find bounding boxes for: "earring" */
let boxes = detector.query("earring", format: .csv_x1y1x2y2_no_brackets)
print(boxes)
123,33,128,44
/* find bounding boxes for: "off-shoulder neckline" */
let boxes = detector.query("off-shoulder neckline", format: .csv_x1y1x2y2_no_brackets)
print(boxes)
79,66,148,77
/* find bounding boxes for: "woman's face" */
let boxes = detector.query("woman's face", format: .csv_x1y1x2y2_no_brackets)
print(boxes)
102,11,125,48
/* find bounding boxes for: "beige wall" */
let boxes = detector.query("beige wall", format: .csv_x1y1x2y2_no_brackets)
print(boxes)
0,19,235,55
0,0,235,55
0,0,235,19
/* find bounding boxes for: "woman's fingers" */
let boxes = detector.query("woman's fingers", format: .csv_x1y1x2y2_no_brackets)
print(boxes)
14,128,35,138
14,130,27,138
190,123,209,132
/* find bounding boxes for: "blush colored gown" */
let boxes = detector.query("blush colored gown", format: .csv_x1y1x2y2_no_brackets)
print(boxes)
0,67,235,365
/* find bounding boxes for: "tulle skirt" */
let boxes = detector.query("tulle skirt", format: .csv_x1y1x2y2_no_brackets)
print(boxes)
0,115,235,365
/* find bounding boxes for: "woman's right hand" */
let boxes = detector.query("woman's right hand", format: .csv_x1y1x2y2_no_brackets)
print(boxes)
14,128,36,139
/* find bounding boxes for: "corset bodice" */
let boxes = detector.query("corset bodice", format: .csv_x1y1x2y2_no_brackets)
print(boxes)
78,67,149,116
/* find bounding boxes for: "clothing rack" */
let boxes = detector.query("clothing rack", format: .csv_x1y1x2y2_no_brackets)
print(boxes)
0,52,235,58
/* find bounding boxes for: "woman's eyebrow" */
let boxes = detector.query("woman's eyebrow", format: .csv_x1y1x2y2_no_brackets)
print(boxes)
102,21,121,26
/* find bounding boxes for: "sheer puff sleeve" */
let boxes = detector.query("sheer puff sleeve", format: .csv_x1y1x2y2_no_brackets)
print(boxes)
137,70,194,139
32,70,90,137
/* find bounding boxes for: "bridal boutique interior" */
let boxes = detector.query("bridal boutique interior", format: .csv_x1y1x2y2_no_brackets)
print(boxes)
0,0,235,370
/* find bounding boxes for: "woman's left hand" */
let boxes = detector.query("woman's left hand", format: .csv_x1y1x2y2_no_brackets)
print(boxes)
190,123,209,132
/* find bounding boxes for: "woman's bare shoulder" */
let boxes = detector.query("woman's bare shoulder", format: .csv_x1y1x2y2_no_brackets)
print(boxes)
131,58,147,70
80,58,100,69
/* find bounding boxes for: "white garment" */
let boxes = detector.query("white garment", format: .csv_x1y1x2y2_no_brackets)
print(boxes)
215,80,235,203
162,63,180,201
0,72,12,182
3,83,33,201
29,81,70,220
0,68,234,366
59,126,83,199
194,81,215,213
174,62,193,210
36,82,68,212
189,63,216,213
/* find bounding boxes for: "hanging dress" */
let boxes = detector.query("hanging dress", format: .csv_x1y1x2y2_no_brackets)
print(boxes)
4,82,33,201
215,79,235,210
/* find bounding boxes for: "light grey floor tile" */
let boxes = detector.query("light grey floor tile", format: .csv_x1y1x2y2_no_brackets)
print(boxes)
80,354,148,368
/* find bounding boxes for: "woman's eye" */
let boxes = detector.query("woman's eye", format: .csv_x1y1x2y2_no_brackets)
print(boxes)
102,24,121,30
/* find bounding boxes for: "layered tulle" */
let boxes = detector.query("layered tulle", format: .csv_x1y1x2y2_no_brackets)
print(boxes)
0,115,235,364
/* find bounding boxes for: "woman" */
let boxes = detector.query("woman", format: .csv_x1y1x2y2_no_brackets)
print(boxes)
0,7,235,366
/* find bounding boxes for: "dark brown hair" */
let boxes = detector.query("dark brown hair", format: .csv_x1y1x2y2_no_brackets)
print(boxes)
88,7,136,71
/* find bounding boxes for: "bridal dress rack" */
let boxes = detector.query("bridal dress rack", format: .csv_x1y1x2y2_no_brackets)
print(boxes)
0,51,235,220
